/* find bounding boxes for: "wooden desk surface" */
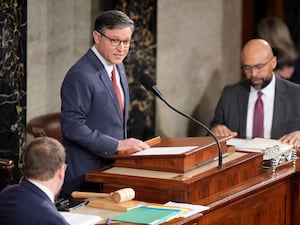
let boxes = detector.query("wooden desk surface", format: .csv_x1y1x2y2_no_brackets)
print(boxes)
72,206,119,224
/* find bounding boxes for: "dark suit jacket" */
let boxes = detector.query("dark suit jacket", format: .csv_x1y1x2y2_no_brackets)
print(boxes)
210,75,300,139
0,179,69,225
60,49,130,195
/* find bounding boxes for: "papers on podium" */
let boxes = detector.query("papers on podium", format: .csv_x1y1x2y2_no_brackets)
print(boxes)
112,202,210,224
132,146,199,156
164,201,209,218
227,138,293,153
227,137,296,163
60,211,102,225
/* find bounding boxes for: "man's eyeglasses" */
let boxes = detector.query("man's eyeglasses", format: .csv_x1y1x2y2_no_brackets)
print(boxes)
241,57,274,74
97,31,131,48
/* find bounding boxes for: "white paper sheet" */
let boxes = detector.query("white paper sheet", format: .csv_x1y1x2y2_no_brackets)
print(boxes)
132,146,199,156
60,212,102,225
227,137,293,153
164,201,209,218
226,138,252,149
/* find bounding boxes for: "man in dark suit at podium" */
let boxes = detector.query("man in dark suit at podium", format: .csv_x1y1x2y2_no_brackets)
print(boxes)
0,137,69,225
60,10,149,198
210,39,300,148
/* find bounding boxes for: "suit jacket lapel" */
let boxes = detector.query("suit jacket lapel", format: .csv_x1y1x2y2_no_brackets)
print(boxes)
99,68,124,120
238,81,250,137
87,49,126,122
21,179,54,205
271,77,286,136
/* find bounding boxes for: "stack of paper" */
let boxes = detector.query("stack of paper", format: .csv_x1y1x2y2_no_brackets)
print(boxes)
164,201,209,218
132,146,198,156
227,138,296,163
60,212,102,225
227,138,293,153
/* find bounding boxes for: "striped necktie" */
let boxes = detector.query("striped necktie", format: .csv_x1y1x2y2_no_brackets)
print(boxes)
111,66,123,117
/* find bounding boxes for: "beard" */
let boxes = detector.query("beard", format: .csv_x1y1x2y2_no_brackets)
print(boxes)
249,77,271,90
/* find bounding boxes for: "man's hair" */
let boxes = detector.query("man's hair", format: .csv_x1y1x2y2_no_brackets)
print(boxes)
94,10,134,34
22,137,66,181
272,47,295,70
257,17,298,60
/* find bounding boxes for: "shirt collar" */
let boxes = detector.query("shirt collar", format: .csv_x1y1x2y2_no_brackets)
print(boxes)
28,179,55,203
91,46,114,78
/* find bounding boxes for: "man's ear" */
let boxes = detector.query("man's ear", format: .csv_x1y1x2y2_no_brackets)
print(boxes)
57,164,66,180
271,56,277,70
93,31,100,44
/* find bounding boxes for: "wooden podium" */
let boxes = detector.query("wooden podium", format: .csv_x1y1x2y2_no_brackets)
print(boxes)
112,136,229,173
85,137,300,225
86,137,264,203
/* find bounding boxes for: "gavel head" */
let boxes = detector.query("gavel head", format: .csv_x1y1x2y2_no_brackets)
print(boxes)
111,188,135,203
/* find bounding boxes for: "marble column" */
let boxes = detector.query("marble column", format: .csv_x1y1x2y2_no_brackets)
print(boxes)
116,0,157,140
0,0,27,183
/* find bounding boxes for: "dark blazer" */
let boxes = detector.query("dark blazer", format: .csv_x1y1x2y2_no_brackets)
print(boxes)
60,49,130,195
0,179,69,225
210,75,300,139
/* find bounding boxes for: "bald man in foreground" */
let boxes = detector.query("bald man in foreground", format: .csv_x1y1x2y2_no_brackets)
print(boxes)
210,39,300,148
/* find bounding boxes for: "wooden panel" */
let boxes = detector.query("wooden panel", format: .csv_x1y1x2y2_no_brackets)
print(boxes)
242,0,255,45
292,160,300,225
198,180,291,225
86,151,264,204
88,164,296,225
267,0,283,18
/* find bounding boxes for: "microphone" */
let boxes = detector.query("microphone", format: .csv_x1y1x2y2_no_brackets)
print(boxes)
140,75,223,169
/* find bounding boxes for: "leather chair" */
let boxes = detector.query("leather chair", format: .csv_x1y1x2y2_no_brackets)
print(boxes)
0,158,14,190
27,112,62,142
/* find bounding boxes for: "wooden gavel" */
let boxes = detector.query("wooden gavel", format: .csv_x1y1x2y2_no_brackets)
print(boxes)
71,188,135,203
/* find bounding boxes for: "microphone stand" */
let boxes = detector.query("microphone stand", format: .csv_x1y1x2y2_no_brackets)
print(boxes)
153,87,223,169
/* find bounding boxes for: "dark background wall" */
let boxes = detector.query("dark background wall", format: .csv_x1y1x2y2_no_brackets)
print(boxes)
242,0,300,51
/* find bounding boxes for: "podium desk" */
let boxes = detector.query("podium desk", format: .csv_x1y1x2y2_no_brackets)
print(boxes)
85,137,300,225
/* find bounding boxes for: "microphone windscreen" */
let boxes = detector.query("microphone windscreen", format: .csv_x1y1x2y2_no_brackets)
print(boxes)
140,75,157,90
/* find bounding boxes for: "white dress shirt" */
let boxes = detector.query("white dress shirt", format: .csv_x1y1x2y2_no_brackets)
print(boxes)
28,179,55,203
246,73,276,138
91,46,124,105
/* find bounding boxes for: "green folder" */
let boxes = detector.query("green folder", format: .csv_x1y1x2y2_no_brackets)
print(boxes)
112,205,181,225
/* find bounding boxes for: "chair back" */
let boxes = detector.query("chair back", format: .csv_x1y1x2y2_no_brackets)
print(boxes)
27,112,62,142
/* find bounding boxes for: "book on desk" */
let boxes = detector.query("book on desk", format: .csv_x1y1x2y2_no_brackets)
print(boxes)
111,205,184,225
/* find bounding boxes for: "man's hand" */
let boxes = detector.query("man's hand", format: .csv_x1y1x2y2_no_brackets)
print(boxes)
117,138,150,155
279,130,300,148
211,125,238,137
